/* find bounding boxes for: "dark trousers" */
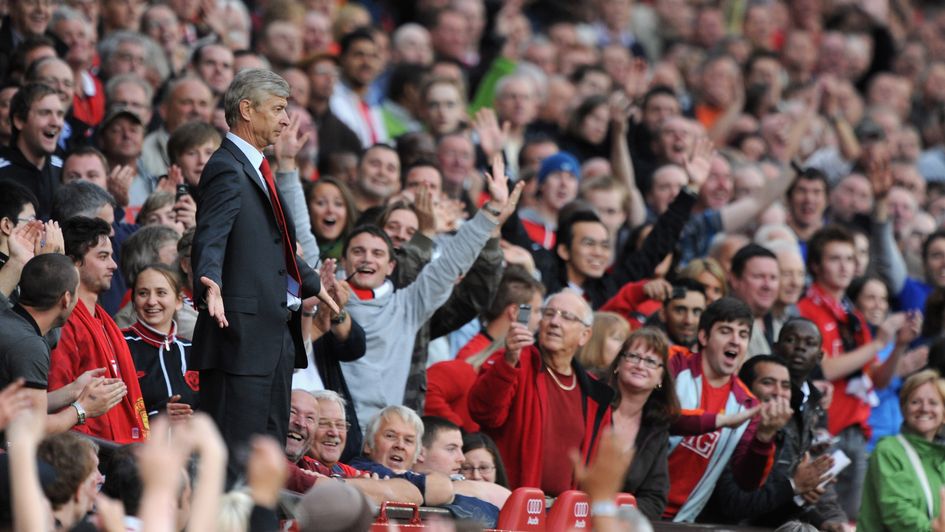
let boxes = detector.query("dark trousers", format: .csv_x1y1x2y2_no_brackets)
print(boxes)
200,329,294,486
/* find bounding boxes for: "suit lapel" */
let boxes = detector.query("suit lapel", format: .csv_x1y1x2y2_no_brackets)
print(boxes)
221,138,269,198
219,138,296,242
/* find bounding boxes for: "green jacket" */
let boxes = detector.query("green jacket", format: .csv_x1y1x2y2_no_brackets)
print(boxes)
859,432,945,531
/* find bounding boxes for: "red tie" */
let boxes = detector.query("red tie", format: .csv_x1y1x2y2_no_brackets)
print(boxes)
259,158,302,296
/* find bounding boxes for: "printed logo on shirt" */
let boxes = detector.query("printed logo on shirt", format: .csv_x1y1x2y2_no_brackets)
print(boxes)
679,430,721,459
184,370,200,391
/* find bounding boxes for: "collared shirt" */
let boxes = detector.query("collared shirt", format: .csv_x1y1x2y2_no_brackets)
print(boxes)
225,132,301,310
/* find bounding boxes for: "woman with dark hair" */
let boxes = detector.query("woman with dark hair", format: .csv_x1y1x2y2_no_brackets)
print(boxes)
122,263,197,420
304,176,357,260
559,94,612,162
605,327,680,520
461,432,510,489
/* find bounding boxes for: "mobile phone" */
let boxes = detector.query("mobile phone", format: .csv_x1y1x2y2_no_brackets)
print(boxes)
175,184,189,201
517,304,531,325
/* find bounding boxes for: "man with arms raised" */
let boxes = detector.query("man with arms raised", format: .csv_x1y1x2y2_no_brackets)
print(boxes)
340,156,520,429
664,297,792,522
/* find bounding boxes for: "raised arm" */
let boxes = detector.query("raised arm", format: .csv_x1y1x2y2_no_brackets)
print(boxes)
404,156,522,325
719,162,794,232
273,111,319,268
610,93,646,229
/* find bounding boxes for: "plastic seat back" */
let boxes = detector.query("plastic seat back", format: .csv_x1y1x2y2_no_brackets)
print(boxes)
495,487,546,531
546,490,590,530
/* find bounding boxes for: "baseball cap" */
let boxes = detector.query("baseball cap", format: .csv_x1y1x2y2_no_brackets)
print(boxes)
100,106,144,131
537,152,581,184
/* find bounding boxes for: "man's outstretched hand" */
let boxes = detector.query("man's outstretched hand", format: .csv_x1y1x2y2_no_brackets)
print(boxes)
200,276,229,328
303,284,340,316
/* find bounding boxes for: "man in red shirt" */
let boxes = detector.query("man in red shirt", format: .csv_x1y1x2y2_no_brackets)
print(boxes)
664,297,791,522
797,225,916,518
468,289,614,494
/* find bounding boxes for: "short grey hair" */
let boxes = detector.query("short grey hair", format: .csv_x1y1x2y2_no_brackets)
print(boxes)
162,76,210,106
121,224,181,285
50,5,86,28
543,289,593,327
52,181,115,222
98,30,148,67
224,68,290,128
105,73,154,104
311,390,347,420
363,405,423,462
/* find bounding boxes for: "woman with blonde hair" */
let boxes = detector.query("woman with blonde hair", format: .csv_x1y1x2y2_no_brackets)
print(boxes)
678,257,726,304
858,369,945,531
578,311,631,378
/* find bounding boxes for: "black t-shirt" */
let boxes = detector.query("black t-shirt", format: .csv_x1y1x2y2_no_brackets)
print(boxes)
0,305,50,389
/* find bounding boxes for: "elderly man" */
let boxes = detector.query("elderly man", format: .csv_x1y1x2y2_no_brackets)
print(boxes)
141,77,213,178
468,289,614,495
191,68,337,482
349,405,508,526
283,390,422,504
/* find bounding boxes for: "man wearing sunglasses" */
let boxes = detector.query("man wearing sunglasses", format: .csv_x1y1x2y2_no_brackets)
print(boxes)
469,289,614,495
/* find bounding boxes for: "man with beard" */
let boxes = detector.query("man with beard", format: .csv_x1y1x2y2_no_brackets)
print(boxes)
330,28,387,148
701,320,851,531
283,390,423,504
48,217,148,443
647,279,707,350
0,83,64,220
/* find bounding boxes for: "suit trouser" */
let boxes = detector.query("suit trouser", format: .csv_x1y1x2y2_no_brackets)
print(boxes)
200,326,294,486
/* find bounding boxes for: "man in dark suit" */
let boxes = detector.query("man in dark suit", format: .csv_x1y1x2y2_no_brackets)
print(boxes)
190,68,338,481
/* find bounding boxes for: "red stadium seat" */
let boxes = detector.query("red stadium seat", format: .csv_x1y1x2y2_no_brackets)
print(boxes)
546,490,590,530
615,493,638,508
495,487,546,531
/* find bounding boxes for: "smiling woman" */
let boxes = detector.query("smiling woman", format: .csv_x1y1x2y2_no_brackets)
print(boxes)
123,264,198,418
303,176,356,260
858,370,945,531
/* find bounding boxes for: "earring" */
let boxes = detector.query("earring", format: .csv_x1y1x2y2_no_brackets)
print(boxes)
656,383,662,390
614,369,619,375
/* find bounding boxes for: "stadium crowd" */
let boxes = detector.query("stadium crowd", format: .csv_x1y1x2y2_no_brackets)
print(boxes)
2,0,945,530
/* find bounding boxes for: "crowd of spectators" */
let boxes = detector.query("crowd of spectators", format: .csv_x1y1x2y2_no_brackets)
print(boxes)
3,0,945,530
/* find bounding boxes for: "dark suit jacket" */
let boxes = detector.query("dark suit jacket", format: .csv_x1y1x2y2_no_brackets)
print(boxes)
190,137,320,376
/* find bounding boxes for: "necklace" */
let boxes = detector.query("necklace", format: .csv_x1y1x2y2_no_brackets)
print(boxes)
545,366,577,391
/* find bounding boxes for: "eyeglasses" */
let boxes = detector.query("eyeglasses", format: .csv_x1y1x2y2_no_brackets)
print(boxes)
317,420,350,432
460,464,496,475
540,307,590,326
16,216,37,224
620,352,663,370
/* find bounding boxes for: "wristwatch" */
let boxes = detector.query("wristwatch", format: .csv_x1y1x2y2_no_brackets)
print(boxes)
71,401,87,425
481,203,502,218
330,309,347,325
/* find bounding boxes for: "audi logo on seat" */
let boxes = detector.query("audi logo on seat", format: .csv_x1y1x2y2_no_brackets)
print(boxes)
574,502,589,518
526,499,543,514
